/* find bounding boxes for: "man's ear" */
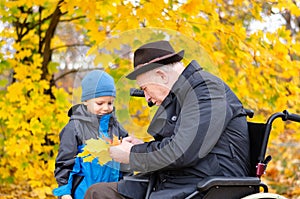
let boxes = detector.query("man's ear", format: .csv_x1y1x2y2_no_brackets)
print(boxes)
155,69,168,84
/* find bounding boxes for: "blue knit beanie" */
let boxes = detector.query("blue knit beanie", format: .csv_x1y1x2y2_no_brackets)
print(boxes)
81,70,116,101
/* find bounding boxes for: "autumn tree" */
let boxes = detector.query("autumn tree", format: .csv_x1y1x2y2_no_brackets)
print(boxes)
0,0,299,198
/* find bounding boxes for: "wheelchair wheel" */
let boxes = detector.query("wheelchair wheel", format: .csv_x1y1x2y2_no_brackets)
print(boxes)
241,193,288,199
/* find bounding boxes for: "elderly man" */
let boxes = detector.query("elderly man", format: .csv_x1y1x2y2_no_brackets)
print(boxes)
84,40,251,199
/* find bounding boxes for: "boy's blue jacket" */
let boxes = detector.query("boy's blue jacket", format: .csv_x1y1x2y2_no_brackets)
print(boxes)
53,104,128,198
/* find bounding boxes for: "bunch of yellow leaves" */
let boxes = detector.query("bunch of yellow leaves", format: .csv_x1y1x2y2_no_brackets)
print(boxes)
78,136,121,165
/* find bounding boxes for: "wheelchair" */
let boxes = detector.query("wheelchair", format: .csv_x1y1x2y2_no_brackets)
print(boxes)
183,109,300,199
129,89,300,199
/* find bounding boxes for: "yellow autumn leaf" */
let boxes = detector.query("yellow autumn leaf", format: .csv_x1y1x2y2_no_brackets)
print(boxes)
181,0,201,15
82,155,95,163
95,150,113,165
85,138,109,153
80,138,113,165
94,53,113,67
78,149,90,158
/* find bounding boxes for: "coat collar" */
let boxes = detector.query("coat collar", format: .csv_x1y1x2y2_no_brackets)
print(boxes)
160,60,202,108
150,60,203,122
172,60,203,94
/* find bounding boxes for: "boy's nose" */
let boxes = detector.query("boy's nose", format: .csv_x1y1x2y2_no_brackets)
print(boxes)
103,103,110,110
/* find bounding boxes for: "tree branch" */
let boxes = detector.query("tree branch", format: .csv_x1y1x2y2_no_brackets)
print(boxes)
51,43,92,51
60,15,86,22
41,0,64,80
54,68,96,82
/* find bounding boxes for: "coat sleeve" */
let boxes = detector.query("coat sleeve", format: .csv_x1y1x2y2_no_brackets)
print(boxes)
129,72,234,172
54,121,79,186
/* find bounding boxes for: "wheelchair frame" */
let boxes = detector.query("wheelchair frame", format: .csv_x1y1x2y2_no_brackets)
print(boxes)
184,109,300,199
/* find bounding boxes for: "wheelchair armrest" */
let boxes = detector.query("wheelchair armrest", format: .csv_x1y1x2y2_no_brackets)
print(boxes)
123,175,150,182
197,176,261,192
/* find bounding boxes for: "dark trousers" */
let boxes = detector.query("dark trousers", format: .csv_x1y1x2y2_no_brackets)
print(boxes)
84,182,127,199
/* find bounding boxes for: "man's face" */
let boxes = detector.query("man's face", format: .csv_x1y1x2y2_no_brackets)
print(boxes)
85,96,114,115
136,71,170,106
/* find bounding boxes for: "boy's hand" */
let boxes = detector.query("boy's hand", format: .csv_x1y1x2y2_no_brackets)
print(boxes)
61,195,72,199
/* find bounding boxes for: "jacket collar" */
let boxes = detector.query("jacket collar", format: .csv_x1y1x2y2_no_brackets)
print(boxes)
172,60,202,94
162,60,202,107
68,104,114,125
151,60,202,120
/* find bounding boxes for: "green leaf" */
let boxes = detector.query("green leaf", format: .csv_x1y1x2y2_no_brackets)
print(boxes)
0,60,11,72
0,79,8,87
192,25,200,33
47,62,59,74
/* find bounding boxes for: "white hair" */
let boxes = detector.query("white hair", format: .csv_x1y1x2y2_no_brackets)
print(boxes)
159,61,184,73
136,61,184,87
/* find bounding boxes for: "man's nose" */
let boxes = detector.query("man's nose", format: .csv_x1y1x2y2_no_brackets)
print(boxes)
144,92,151,102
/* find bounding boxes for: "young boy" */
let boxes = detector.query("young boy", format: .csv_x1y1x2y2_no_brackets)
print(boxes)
53,70,128,199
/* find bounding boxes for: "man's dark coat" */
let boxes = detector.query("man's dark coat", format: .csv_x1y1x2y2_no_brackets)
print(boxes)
118,61,251,199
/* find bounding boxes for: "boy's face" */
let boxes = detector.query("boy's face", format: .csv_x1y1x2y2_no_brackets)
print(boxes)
84,96,115,115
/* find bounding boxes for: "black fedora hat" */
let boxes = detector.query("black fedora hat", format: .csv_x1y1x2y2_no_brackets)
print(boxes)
126,40,184,80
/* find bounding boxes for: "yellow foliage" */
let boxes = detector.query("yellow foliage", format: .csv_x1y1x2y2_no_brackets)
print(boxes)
78,138,112,165
85,138,110,153
182,0,202,15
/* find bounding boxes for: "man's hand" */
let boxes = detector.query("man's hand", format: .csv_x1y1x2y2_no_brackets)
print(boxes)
61,195,72,199
122,136,144,145
109,136,144,164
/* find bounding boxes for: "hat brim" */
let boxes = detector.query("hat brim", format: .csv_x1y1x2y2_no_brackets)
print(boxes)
126,50,185,80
